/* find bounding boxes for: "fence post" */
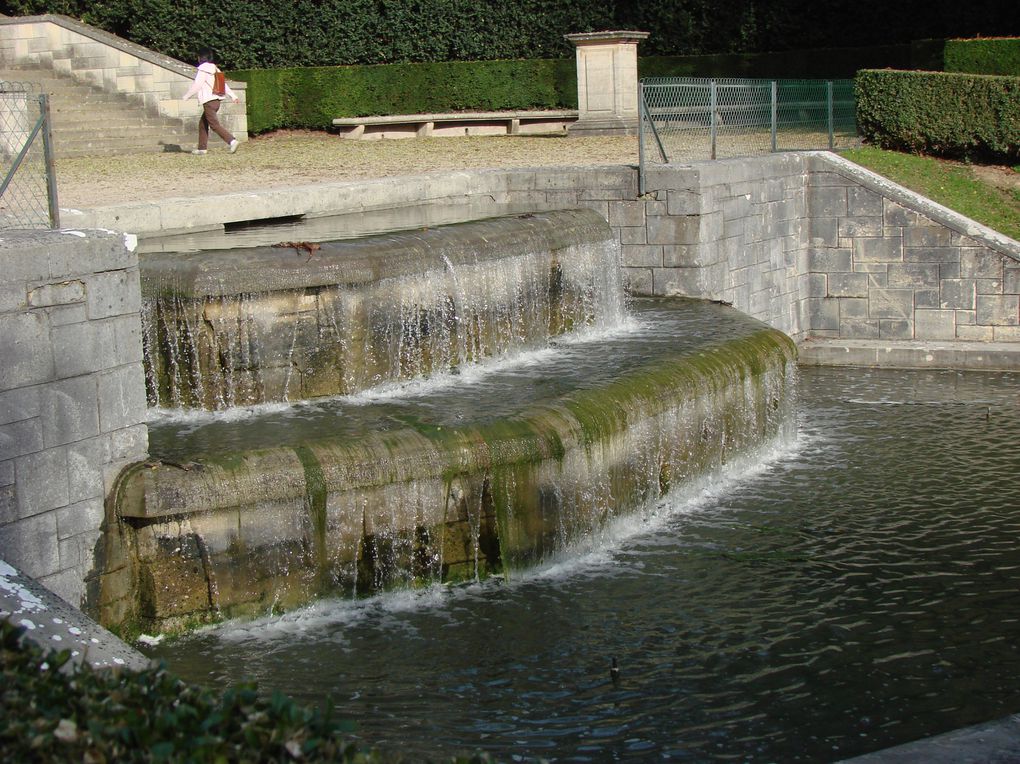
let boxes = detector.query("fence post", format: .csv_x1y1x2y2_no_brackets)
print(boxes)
638,81,645,195
709,79,717,160
826,80,834,150
770,80,778,153
40,94,59,229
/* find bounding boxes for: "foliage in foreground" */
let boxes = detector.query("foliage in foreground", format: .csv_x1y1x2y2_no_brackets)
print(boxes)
0,620,488,763
843,146,1020,242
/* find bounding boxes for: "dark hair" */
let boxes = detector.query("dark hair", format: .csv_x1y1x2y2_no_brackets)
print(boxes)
197,48,216,64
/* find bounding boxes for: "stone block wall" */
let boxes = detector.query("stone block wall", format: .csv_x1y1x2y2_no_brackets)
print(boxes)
805,156,1020,341
0,229,148,606
622,153,812,338
618,153,1019,342
76,155,1019,347
0,13,247,140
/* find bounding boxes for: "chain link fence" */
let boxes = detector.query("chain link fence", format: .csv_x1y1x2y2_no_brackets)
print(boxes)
0,80,59,229
639,77,858,193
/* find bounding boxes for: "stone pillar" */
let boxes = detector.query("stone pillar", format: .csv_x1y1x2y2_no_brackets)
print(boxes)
565,30,649,137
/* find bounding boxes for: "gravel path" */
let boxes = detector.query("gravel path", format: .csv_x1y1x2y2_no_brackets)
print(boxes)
57,130,640,209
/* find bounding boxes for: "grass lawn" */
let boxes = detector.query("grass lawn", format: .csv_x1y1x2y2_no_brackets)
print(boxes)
842,146,1020,242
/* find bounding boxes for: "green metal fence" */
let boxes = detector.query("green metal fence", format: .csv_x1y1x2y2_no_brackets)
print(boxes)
0,80,59,229
638,77,858,193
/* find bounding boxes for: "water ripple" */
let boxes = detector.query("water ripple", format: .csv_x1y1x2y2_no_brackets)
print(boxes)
150,367,1020,762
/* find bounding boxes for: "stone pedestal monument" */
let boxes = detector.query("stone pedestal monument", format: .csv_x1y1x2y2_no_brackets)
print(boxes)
565,30,649,137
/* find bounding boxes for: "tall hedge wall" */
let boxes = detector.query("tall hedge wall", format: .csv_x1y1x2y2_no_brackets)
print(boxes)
3,0,1019,69
944,38,1020,76
855,69,1020,161
640,44,915,80
235,59,578,133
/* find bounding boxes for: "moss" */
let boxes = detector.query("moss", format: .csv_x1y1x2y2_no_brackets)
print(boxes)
295,446,329,586
111,321,797,631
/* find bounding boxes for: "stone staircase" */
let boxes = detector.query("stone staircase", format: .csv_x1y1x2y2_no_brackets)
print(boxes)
0,65,195,157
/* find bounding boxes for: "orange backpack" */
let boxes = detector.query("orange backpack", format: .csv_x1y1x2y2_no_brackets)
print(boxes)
212,68,226,96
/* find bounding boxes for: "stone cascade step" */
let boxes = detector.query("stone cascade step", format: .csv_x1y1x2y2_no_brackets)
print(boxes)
0,66,198,157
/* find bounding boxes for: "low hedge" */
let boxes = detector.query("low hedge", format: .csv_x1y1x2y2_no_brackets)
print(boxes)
0,620,489,763
855,69,1020,161
944,37,1020,76
232,59,578,133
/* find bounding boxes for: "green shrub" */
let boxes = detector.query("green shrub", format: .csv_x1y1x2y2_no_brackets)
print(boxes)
855,69,1020,161
944,37,1020,76
232,59,578,134
0,620,490,763
0,620,367,762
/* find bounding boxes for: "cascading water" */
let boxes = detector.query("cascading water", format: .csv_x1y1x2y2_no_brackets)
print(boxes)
99,209,798,636
140,210,626,410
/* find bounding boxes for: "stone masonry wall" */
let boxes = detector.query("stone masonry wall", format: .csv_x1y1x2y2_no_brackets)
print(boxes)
619,153,811,338
805,155,1020,342
617,153,1019,341
0,229,148,606
73,156,1019,347
0,14,248,140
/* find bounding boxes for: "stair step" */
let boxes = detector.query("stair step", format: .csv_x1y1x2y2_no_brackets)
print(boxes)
1,65,195,157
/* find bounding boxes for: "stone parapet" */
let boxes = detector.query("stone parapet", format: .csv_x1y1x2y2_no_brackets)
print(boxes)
0,228,148,607
75,155,1020,351
805,153,1020,342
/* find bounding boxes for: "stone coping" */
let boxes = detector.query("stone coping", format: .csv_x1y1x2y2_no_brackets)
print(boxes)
564,30,650,44
838,714,1020,762
798,338,1020,371
1,558,150,672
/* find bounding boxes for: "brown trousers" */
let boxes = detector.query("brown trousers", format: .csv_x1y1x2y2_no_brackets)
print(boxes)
198,99,235,150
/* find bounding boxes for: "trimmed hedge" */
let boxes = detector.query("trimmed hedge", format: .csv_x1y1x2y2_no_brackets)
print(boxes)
1,0,614,67
855,69,1020,161
944,37,1020,76
5,0,1020,68
233,59,578,134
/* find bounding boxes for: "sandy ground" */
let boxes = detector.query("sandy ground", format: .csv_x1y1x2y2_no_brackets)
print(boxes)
56,130,641,209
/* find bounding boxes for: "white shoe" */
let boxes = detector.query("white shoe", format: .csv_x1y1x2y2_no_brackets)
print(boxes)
191,149,207,155
228,139,239,154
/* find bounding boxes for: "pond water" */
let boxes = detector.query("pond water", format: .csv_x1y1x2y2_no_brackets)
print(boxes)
146,366,1020,762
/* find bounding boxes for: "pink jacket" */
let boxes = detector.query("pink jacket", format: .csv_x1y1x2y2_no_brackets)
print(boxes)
183,61,237,104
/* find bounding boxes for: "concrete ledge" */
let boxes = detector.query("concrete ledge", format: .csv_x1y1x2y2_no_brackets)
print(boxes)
1,558,149,671
332,110,578,139
840,714,1020,762
64,165,636,237
798,338,1020,371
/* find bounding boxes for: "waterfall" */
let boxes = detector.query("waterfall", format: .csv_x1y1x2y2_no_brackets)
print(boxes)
100,210,799,635
141,210,626,410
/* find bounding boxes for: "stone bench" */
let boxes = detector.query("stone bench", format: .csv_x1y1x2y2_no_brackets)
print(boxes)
332,110,578,139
